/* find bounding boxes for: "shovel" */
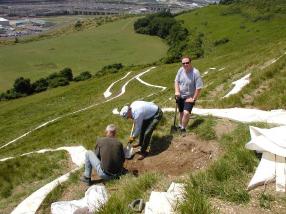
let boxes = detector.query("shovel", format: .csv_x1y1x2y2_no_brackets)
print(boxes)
170,101,178,134
124,123,134,159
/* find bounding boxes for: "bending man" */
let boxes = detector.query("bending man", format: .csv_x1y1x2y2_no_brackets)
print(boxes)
120,101,163,160
81,124,125,185
175,56,203,132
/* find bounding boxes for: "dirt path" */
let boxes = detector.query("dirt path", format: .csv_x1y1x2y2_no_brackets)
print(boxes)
125,133,221,177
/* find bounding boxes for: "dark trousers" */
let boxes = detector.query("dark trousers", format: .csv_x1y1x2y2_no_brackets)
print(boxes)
139,108,163,153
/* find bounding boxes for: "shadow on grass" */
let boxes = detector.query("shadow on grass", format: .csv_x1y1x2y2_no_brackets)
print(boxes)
90,178,105,185
148,135,172,157
189,118,204,129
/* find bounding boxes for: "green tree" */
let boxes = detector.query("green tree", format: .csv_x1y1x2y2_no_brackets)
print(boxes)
32,78,49,92
74,71,92,82
60,67,73,81
13,77,33,95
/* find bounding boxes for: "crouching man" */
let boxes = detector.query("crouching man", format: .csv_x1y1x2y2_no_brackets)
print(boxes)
119,101,163,160
81,124,125,185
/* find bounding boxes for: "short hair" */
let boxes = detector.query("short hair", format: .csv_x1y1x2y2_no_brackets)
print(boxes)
181,56,192,62
106,124,116,133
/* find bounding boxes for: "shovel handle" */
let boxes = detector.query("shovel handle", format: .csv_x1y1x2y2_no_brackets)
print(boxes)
130,123,135,137
173,102,178,126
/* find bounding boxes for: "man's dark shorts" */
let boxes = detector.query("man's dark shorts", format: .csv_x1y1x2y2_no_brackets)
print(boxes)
176,97,195,113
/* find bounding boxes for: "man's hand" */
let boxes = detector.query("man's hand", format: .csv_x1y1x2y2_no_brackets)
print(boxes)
186,97,195,103
128,137,135,144
175,92,180,100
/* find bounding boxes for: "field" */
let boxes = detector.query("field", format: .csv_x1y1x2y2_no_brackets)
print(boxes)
1,1,286,213
0,17,168,92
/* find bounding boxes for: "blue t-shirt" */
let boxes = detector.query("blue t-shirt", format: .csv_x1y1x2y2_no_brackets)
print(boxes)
175,67,203,98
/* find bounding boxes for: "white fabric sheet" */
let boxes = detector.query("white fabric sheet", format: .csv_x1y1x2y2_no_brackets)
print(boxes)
160,107,286,126
245,126,286,192
51,185,108,214
145,182,185,214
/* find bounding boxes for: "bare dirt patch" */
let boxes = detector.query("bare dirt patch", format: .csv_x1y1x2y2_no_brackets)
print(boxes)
125,133,221,176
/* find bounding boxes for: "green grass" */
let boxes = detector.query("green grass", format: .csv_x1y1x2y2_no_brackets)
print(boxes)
179,123,258,213
0,151,70,214
177,5,286,109
188,116,217,141
0,1,286,213
98,173,159,214
38,170,81,214
0,17,168,92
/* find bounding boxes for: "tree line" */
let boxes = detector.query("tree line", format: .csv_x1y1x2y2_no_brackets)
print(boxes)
134,11,189,63
0,63,124,101
133,11,204,63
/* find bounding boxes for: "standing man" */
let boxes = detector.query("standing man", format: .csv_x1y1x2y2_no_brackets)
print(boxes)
81,124,125,185
175,56,203,132
119,101,163,160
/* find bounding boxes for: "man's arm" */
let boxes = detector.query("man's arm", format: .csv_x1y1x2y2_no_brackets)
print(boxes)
132,116,144,138
175,81,180,97
193,88,201,101
94,143,100,158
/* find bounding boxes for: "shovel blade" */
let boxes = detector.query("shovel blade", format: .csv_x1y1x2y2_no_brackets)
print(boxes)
124,143,134,159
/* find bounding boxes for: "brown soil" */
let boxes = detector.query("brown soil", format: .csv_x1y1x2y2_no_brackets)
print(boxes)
124,133,221,177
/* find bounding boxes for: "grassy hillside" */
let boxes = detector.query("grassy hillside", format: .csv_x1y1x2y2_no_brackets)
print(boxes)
0,17,168,92
0,1,286,213
177,3,286,109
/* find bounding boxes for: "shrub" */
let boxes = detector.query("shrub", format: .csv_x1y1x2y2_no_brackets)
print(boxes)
73,71,92,82
95,63,123,77
32,78,49,92
59,67,73,81
13,77,33,95
48,77,69,88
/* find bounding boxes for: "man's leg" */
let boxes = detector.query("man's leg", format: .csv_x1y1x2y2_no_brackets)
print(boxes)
176,98,185,128
182,110,190,129
138,120,149,147
84,150,110,180
140,110,163,153
179,112,184,128
182,102,195,130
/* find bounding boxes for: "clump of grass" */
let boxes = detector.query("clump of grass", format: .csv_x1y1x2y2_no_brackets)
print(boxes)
189,116,217,140
98,173,159,214
179,180,213,214
180,123,258,212
259,192,274,209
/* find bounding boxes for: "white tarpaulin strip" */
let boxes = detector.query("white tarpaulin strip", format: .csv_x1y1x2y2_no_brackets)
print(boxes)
0,146,87,166
223,73,251,98
275,156,286,192
247,152,275,190
51,185,108,214
145,182,185,214
245,126,286,192
160,107,286,126
11,167,81,214
11,146,87,214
